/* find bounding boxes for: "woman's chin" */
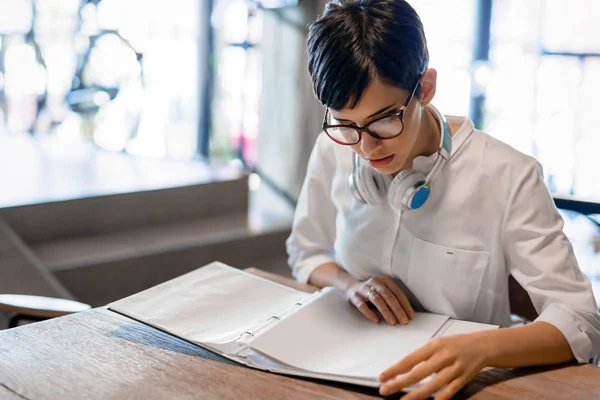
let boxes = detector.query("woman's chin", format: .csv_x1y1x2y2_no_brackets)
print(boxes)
374,163,402,176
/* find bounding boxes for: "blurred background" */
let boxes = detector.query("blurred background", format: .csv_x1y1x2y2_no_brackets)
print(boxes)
1,0,599,195
0,0,598,328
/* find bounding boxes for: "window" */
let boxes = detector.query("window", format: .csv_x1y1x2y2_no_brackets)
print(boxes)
486,0,600,198
411,0,476,116
211,0,262,165
0,0,201,160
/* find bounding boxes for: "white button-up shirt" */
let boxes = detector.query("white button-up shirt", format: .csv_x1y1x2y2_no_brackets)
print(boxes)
286,114,600,363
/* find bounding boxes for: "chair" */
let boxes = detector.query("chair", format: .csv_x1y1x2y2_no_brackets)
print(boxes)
0,294,90,328
0,216,90,328
508,275,539,324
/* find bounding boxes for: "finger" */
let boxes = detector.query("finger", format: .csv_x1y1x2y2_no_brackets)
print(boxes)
379,340,437,381
349,293,379,323
400,366,459,400
380,355,449,395
371,284,408,325
434,376,469,400
363,288,396,325
382,275,415,319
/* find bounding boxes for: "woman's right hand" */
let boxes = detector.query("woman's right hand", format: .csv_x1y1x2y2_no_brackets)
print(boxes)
343,275,415,325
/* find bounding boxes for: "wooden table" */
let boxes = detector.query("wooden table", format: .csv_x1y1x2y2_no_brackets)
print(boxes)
1,270,600,399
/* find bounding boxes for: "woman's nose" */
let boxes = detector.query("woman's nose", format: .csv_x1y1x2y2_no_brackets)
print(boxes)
360,133,381,156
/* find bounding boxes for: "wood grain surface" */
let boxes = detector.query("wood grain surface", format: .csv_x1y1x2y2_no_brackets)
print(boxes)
0,308,381,400
1,269,599,400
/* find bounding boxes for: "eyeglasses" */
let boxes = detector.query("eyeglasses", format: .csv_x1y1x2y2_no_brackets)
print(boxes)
322,79,420,146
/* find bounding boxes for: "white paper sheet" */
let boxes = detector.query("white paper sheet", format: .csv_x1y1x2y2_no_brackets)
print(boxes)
437,319,499,337
248,288,450,379
109,262,311,344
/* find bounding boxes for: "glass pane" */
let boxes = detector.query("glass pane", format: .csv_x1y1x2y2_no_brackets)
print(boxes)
411,0,475,45
534,57,581,118
0,0,200,161
573,58,600,198
533,58,579,194
488,45,537,114
220,0,250,44
486,0,600,199
542,0,600,53
491,0,543,48
411,0,475,116
580,58,600,140
211,0,262,163
0,0,31,34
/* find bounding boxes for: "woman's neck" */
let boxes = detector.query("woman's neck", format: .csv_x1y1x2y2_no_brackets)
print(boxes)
391,105,441,177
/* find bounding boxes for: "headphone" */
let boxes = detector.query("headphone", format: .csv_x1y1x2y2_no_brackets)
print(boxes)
348,104,452,210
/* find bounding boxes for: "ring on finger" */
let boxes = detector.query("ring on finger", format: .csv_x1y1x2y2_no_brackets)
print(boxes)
366,286,377,299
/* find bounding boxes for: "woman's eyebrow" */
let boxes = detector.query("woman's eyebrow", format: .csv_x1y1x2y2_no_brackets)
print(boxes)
334,103,398,123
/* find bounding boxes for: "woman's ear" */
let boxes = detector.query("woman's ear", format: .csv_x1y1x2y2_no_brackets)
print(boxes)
419,69,437,106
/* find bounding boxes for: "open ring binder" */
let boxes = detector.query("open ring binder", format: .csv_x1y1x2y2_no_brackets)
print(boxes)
108,261,498,390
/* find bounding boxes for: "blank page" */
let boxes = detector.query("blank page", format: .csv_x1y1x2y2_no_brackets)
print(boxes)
437,319,498,337
248,288,449,379
109,262,311,344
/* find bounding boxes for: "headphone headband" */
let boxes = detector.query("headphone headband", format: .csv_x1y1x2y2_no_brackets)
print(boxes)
422,104,452,185
349,103,452,210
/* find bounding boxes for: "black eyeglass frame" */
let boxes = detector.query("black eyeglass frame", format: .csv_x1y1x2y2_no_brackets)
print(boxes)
322,78,421,146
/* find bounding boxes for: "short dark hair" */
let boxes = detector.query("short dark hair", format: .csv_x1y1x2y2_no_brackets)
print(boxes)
307,0,429,110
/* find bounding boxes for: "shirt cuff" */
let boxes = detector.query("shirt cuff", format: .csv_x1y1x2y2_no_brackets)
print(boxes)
292,254,337,284
536,303,593,363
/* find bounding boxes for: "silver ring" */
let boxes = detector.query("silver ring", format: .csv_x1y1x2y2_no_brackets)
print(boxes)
366,286,377,299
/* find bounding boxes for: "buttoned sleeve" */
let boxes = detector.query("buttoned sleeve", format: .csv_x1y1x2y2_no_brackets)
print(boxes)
502,160,600,362
286,133,338,283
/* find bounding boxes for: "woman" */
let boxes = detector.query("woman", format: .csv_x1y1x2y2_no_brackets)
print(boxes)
286,0,600,398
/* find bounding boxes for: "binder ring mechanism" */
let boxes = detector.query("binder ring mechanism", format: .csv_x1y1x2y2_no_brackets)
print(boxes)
239,316,281,339
238,296,320,342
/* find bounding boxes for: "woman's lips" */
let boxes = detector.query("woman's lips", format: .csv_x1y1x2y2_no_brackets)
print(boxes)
368,154,395,168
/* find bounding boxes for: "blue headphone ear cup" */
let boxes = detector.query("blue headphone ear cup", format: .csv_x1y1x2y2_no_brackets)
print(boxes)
388,169,428,210
355,164,391,205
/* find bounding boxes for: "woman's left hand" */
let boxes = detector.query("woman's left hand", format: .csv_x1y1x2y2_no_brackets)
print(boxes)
378,332,490,399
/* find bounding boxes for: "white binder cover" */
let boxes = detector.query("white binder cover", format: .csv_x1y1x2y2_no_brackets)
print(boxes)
109,262,498,389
